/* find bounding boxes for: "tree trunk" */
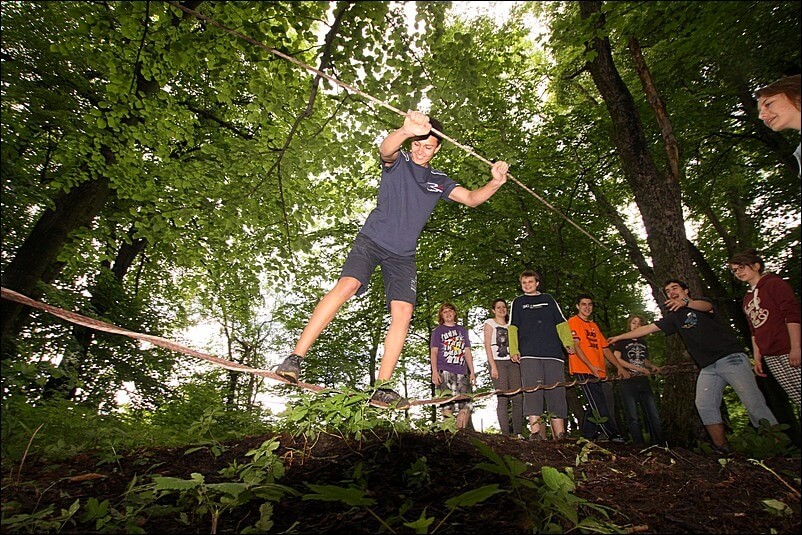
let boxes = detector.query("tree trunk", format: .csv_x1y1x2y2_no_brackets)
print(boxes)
41,232,148,400
1,174,112,357
579,1,703,447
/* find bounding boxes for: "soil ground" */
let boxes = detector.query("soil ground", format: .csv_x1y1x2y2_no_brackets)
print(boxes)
3,429,800,534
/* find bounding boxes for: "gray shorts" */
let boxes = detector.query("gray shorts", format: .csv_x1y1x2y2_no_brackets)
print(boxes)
341,233,417,308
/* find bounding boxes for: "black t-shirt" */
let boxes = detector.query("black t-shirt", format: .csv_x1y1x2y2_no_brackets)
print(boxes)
654,298,744,368
612,338,649,376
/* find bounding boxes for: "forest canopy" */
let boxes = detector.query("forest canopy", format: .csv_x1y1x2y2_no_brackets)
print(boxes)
1,0,800,451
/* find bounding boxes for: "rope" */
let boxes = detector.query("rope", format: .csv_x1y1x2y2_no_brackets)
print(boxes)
1,287,323,395
165,2,607,249
2,287,692,410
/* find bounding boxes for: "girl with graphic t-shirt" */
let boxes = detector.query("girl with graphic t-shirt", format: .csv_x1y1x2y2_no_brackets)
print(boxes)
729,250,801,408
431,302,475,429
612,315,664,444
483,299,523,437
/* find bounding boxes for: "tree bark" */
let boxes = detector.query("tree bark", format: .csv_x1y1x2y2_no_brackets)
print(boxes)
579,0,704,447
1,173,112,356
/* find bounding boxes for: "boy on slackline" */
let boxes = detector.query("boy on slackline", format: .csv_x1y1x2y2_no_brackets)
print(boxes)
276,110,509,408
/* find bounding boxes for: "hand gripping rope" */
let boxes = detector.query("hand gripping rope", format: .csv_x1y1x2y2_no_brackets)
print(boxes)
1,287,695,410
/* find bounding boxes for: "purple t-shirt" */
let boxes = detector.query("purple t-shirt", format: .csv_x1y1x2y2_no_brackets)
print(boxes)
360,150,458,256
430,324,471,374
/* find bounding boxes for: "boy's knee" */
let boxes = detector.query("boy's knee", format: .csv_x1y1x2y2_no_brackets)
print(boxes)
389,300,414,319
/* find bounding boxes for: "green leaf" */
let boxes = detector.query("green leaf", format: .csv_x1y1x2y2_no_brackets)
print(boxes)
445,484,505,509
153,475,203,491
302,484,375,507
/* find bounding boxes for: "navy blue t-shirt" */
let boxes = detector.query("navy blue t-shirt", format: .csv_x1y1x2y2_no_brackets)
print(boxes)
360,150,458,256
509,293,567,360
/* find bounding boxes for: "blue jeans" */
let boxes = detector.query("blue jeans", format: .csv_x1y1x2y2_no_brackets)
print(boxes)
619,376,663,444
695,352,778,427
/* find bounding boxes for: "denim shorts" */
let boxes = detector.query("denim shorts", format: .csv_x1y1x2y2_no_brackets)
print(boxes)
341,233,417,307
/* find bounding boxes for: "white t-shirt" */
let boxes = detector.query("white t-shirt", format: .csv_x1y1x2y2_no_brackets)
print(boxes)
484,319,511,361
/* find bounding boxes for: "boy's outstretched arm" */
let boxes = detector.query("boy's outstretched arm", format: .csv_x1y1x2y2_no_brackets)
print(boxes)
448,161,509,208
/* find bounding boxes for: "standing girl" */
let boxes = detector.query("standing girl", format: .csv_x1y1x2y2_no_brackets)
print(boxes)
431,302,476,429
612,315,664,444
483,299,523,437
728,250,801,408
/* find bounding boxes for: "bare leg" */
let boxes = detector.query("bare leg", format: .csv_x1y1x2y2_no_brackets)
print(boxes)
529,415,541,434
377,300,413,381
293,277,361,357
550,418,565,439
457,408,471,430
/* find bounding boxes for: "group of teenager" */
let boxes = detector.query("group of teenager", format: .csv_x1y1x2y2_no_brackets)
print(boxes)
483,273,628,442
482,273,662,443
274,74,801,452
481,262,800,451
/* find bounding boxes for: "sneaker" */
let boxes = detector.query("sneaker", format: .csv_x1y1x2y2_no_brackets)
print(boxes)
529,433,547,441
276,354,302,383
610,435,627,444
595,434,611,443
554,432,567,442
370,388,411,410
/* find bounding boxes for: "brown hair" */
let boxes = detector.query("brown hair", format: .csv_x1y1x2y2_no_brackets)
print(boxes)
520,269,540,282
727,249,765,274
437,302,458,324
756,74,801,111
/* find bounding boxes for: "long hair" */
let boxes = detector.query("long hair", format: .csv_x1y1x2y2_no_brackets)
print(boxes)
626,314,646,331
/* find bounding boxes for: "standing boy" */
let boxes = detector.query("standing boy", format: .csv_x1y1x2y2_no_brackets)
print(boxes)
568,294,631,443
608,280,778,452
275,111,509,408
508,270,573,441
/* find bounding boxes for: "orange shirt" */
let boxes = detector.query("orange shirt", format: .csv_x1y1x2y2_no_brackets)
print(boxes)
568,315,609,377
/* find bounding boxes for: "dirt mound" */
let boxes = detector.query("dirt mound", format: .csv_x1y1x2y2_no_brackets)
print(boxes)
4,430,800,533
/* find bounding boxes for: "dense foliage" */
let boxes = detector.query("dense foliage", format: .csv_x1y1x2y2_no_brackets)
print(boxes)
1,0,799,460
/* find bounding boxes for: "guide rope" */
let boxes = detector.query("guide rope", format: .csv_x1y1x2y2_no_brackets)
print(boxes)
2,287,694,409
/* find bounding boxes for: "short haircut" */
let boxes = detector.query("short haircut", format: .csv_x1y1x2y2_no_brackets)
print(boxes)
575,293,594,305
755,74,801,111
520,269,540,282
727,249,765,274
437,302,458,324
